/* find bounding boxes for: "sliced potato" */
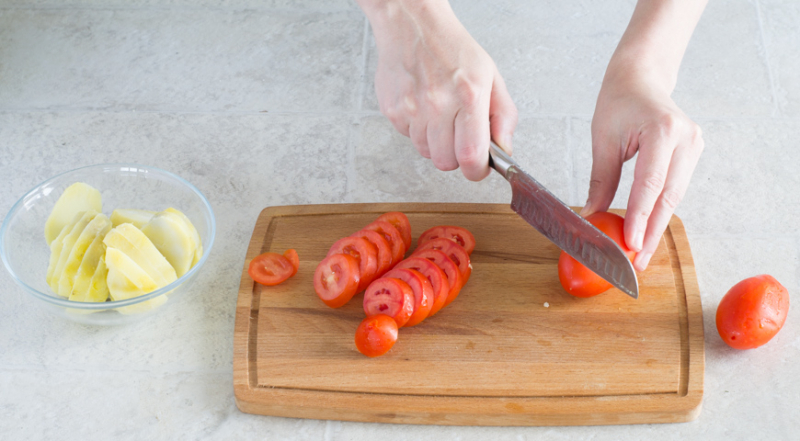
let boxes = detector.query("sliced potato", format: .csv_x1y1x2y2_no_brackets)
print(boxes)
45,182,102,246
105,247,167,314
46,211,83,287
49,210,99,294
104,223,177,287
69,225,111,302
141,211,196,278
57,213,111,297
165,207,204,267
110,209,156,229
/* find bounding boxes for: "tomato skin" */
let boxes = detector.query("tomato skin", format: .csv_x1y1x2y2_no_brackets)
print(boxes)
377,212,412,251
313,254,361,308
414,238,471,283
558,212,635,298
716,275,789,350
327,236,378,292
383,268,433,327
283,249,299,276
417,225,476,255
412,249,462,307
355,314,398,357
363,221,405,264
351,229,393,276
363,278,415,327
393,257,450,316
249,252,295,286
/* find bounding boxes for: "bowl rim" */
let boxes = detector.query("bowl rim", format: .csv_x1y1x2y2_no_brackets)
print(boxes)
0,163,216,310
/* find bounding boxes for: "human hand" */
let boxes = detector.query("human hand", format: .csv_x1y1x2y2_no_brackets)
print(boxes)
359,0,517,181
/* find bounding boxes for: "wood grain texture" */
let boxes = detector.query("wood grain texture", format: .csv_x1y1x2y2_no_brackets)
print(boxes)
233,203,704,426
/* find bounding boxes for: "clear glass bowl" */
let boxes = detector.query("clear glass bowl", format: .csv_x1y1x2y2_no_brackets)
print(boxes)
1,164,215,326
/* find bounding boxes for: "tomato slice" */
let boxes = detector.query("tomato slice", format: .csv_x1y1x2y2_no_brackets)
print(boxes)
363,278,415,327
716,274,789,350
414,238,471,283
355,314,399,357
417,225,476,255
377,211,412,251
350,229,393,276
248,252,295,286
363,220,405,264
313,254,360,308
327,236,378,292
283,249,299,276
558,212,635,298
383,268,433,327
411,249,462,308
393,257,449,316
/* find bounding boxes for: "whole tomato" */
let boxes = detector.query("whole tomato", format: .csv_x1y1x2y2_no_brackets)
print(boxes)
558,211,636,297
716,275,789,350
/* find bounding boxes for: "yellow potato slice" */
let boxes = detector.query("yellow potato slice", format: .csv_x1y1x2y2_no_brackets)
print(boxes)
103,223,177,287
141,211,196,278
46,211,84,287
105,247,167,314
110,209,156,228
57,213,111,297
44,182,102,246
69,223,112,302
49,210,99,294
164,207,204,267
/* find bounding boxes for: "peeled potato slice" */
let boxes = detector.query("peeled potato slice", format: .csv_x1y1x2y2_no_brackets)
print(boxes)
45,182,102,246
57,213,112,297
49,210,99,294
69,224,112,302
164,207,204,267
141,211,197,278
105,247,167,314
104,223,177,287
110,209,156,228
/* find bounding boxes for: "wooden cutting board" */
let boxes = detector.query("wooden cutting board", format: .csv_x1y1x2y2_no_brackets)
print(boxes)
233,203,704,426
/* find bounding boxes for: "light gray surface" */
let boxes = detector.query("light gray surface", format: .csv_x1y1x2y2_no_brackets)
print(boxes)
1,1,798,439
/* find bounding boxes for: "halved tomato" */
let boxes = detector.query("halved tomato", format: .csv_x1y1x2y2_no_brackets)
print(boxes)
327,236,378,292
355,314,398,357
393,257,449,316
249,252,295,286
363,220,405,264
412,249,462,308
414,238,471,283
377,212,412,251
351,229,393,276
417,225,476,255
383,268,433,327
283,249,299,276
313,254,360,308
363,277,415,327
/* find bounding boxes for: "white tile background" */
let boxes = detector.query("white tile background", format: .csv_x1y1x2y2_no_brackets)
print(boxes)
1,1,799,439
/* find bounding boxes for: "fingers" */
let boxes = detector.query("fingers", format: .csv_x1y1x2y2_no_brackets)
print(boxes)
427,114,457,170
581,136,625,219
453,87,492,180
489,72,518,155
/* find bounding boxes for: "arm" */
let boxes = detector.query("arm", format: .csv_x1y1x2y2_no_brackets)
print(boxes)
582,0,709,271
356,0,518,181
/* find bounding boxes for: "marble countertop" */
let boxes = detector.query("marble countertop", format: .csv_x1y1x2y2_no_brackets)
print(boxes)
1,1,798,439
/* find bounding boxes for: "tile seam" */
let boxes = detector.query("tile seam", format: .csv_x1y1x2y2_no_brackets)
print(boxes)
753,0,782,117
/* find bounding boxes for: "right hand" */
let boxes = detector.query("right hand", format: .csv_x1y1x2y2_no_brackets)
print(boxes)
362,0,518,181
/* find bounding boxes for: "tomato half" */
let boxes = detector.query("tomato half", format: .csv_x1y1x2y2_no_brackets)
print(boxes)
383,268,433,327
393,257,450,316
412,249,462,308
557,212,635,298
417,225,476,255
283,249,299,276
716,274,790,350
377,211,412,251
363,220,405,264
414,237,471,283
327,236,378,292
355,314,399,357
363,277,415,327
249,252,295,286
313,254,360,308
351,229,393,276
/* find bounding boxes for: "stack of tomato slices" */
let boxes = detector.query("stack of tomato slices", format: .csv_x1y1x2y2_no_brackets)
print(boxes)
313,213,475,357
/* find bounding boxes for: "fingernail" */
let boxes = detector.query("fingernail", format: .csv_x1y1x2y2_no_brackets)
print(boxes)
633,231,644,251
501,135,513,155
636,252,652,270
580,202,592,217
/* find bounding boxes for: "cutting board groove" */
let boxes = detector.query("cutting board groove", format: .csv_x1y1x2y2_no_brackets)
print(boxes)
234,203,704,425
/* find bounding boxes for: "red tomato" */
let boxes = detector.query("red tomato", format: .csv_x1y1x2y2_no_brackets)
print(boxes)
283,249,299,276
363,220,405,264
417,225,476,255
248,252,295,286
355,314,398,357
393,257,450,316
313,254,360,308
327,236,378,292
351,229,393,276
383,268,433,327
377,212,412,251
412,249,462,308
557,212,635,298
414,238,471,283
716,275,790,350
363,278,415,327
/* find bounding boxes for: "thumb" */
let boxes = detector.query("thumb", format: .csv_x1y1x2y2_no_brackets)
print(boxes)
489,70,518,155
581,137,624,217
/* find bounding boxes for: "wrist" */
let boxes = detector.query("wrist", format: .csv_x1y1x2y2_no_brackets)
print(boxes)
356,0,460,45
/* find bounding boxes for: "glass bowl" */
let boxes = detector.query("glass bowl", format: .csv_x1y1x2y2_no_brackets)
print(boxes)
1,164,215,326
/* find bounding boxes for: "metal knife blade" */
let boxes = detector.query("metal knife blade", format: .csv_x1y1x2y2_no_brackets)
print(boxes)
489,142,639,299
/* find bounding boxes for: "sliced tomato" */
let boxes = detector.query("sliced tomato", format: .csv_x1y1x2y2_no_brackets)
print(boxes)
377,211,412,251
383,268,433,327
417,225,476,255
393,257,449,316
351,229,393,276
411,249,462,308
355,314,398,357
414,238,471,283
363,220,405,264
249,252,295,286
313,254,360,308
363,277,415,327
283,249,299,276
327,236,378,292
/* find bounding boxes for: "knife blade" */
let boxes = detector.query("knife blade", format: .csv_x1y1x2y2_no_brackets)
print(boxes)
488,142,639,299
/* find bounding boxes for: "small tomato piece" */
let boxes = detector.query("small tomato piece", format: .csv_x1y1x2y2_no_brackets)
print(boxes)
414,237,471,283
716,274,790,350
377,212,412,251
313,254,360,308
383,268,433,327
327,236,378,292
283,249,299,276
417,225,476,255
355,314,398,357
249,252,295,286
412,249,462,308
363,277,415,327
363,220,405,264
393,257,450,316
351,229,393,276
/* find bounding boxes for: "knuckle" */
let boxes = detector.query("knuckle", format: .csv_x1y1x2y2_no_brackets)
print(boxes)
660,187,683,210
432,156,458,172
641,173,666,195
455,78,482,108
456,145,483,168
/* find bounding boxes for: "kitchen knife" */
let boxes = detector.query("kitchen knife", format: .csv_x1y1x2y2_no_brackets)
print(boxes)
488,142,639,299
